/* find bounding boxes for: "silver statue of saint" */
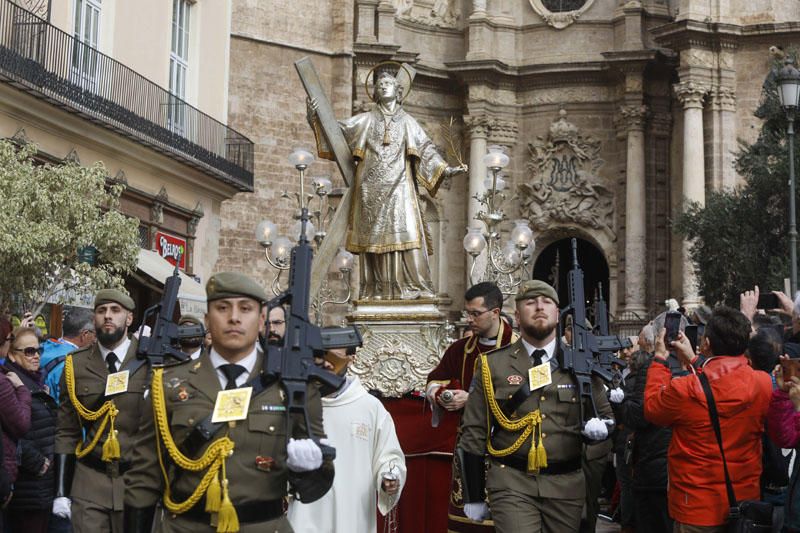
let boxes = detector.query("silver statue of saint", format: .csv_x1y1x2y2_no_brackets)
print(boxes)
308,65,467,301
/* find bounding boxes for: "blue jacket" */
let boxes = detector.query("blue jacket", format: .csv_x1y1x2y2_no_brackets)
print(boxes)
39,338,79,404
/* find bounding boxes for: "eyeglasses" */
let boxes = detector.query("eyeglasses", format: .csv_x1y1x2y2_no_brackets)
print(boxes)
268,320,285,327
463,309,493,319
14,346,42,357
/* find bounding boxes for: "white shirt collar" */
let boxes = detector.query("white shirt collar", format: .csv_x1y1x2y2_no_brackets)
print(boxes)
189,348,202,360
520,337,557,364
209,347,258,388
98,337,131,372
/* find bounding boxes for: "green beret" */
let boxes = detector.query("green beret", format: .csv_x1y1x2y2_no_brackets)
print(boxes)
206,272,267,304
94,289,135,311
178,313,204,327
515,280,559,305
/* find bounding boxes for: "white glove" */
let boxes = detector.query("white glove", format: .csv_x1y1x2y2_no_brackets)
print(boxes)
581,417,612,440
52,497,71,519
287,438,323,472
609,387,624,404
464,502,489,521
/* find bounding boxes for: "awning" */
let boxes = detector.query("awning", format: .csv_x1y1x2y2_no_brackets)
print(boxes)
135,248,206,314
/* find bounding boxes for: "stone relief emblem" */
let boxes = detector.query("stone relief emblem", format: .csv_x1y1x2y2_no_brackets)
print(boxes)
394,0,460,28
518,109,615,239
528,0,595,29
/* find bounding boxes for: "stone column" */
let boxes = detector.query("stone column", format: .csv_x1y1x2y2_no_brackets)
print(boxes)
465,115,489,229
675,80,709,309
377,1,396,44
355,0,379,43
709,86,737,190
621,104,648,316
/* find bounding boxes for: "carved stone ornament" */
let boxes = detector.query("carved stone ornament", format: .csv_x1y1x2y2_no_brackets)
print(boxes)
349,321,456,396
528,0,595,29
518,109,615,239
395,0,460,28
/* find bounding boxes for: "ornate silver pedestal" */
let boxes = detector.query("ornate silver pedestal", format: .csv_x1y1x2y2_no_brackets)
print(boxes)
348,299,455,397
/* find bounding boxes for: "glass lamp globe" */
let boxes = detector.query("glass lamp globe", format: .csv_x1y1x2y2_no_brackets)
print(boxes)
502,242,522,267
288,148,315,170
777,58,800,110
291,219,316,241
510,220,534,249
483,174,507,192
334,247,355,272
482,145,509,170
272,236,293,263
463,227,487,255
255,220,277,246
312,177,333,195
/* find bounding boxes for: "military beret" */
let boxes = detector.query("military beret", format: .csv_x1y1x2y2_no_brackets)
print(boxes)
94,289,135,311
515,280,559,305
206,272,267,304
178,313,204,327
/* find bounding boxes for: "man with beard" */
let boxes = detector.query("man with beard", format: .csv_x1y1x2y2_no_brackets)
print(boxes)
53,289,148,533
267,305,287,345
459,280,614,532
288,348,406,532
124,272,333,532
425,282,516,531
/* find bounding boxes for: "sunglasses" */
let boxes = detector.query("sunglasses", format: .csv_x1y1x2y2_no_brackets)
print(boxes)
14,346,42,357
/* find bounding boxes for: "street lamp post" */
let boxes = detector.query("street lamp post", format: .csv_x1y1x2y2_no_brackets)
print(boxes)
777,57,800,295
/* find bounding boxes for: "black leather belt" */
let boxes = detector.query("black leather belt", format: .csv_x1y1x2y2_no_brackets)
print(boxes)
80,454,131,477
180,498,284,525
493,455,581,475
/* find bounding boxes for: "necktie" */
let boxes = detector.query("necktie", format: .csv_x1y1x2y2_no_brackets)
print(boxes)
219,364,246,390
105,352,118,374
532,349,546,367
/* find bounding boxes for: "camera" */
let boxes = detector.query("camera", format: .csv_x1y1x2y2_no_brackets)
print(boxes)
441,389,454,402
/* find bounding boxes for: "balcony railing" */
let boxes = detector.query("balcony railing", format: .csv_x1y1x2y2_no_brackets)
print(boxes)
0,0,254,190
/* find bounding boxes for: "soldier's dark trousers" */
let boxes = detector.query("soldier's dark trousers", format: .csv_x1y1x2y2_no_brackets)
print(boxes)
488,487,583,533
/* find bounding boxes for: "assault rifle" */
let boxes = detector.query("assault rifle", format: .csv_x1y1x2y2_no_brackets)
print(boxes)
593,283,629,388
263,208,362,458
559,239,631,419
137,256,189,366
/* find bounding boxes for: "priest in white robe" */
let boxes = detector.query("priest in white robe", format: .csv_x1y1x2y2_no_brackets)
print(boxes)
288,350,406,533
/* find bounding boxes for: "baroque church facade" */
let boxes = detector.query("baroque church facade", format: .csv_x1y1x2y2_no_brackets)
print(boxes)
220,0,800,319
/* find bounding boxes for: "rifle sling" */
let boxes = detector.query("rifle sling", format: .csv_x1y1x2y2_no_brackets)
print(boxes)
503,381,534,418
181,374,275,457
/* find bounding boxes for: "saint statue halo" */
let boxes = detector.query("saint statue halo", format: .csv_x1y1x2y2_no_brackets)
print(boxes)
363,61,415,103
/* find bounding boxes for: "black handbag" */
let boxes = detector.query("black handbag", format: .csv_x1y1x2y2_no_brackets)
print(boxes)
699,373,773,533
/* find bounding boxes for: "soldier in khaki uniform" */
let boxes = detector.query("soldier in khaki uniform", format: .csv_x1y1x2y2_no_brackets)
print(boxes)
459,280,614,533
124,272,333,533
53,289,148,533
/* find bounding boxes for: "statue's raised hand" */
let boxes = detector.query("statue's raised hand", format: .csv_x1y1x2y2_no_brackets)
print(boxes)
445,163,468,177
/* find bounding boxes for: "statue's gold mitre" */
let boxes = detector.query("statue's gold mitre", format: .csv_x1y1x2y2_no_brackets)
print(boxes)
364,60,417,103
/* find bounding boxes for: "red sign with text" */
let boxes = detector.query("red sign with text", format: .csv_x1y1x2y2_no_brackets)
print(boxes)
155,231,186,269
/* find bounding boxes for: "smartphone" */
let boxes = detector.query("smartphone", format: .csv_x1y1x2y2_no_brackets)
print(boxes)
665,311,682,344
781,358,800,381
684,325,698,353
757,292,780,310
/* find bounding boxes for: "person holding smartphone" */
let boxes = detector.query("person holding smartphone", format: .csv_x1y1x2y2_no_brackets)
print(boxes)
645,306,772,531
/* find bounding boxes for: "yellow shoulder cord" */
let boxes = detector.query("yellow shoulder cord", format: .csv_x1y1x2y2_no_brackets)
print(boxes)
480,353,547,473
63,355,120,461
151,367,239,533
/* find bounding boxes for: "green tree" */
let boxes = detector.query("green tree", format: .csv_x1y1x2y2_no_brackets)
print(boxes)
0,140,140,314
674,56,798,307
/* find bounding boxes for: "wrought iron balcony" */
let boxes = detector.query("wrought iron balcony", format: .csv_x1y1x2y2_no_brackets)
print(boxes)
0,0,254,191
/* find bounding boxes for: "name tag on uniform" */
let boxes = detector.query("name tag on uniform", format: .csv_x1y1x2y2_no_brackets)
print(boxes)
528,363,552,391
212,387,253,423
105,370,129,396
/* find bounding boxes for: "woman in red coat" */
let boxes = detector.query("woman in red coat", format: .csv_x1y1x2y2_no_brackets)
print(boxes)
645,306,772,530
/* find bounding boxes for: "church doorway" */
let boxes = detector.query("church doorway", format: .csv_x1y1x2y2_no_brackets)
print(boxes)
532,237,610,315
